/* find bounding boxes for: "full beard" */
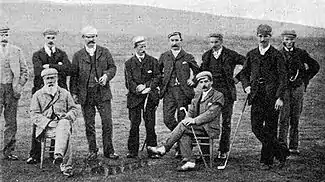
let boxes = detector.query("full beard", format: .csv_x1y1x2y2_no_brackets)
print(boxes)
44,84,58,96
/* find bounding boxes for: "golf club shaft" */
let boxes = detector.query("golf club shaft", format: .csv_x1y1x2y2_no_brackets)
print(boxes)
219,96,248,169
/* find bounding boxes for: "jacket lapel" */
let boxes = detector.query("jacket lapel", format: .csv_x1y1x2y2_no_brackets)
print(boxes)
200,89,214,103
95,46,102,61
175,49,185,60
80,48,91,63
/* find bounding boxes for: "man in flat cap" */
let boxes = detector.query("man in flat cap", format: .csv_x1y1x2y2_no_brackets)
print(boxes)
124,36,161,159
70,26,119,160
148,71,224,171
0,26,29,160
29,68,77,176
278,30,320,157
158,31,200,158
200,33,245,163
31,29,71,94
239,24,290,169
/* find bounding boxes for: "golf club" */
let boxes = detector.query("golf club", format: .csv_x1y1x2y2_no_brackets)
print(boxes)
180,107,209,169
217,96,248,170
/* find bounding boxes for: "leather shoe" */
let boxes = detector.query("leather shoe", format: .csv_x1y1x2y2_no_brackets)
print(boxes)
176,161,196,171
147,146,166,156
105,153,119,159
126,153,138,159
26,157,40,164
53,153,63,165
4,154,19,161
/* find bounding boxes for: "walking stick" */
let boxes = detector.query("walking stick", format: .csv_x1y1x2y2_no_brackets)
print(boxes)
217,96,248,170
180,107,209,169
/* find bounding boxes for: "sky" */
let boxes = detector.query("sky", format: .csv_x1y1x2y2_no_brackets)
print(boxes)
6,0,325,28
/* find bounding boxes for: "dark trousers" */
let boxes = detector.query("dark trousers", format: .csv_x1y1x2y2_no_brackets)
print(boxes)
81,86,115,156
219,98,234,153
251,88,288,165
0,84,18,156
279,84,304,150
163,86,190,131
127,99,157,154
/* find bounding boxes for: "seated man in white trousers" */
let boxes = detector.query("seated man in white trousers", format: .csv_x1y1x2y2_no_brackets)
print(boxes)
148,71,224,171
30,68,77,176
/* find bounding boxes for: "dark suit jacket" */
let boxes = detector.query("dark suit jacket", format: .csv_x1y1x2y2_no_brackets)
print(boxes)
124,54,160,109
280,47,320,90
70,45,117,105
158,49,200,99
188,88,224,139
32,47,71,94
240,46,287,104
200,47,245,101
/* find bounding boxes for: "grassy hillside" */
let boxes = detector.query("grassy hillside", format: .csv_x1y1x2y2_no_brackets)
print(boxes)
1,2,325,37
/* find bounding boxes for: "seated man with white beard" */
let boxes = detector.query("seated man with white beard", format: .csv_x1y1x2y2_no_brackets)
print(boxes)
148,71,224,171
29,68,77,177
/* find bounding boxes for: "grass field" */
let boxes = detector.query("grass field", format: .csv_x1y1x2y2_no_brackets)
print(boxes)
0,30,324,182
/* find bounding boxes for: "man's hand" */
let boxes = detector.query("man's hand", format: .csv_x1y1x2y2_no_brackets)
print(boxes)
244,86,251,94
13,84,23,99
141,87,151,94
72,94,79,104
274,98,283,110
136,84,146,93
181,117,195,126
233,77,239,84
43,64,50,69
187,79,195,86
98,74,108,86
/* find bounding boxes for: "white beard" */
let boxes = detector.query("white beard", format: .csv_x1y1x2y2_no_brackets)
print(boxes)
43,84,58,96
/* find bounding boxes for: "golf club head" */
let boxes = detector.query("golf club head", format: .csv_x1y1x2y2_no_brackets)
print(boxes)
217,165,226,170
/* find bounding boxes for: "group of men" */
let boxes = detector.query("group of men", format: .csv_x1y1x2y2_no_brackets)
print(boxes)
0,23,319,176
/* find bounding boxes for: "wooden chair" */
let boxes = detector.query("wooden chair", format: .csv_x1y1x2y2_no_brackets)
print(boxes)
192,135,214,168
40,133,55,169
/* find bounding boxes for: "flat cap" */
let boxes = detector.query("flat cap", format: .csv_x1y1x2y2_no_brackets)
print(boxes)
132,36,146,48
41,68,58,77
168,31,182,40
196,71,213,81
257,24,272,36
43,29,58,36
281,30,297,38
0,26,10,33
81,26,98,35
208,33,223,40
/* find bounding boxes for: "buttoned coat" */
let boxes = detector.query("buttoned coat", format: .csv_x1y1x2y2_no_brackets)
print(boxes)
32,47,71,94
240,46,287,104
124,54,160,109
30,86,78,138
188,88,224,139
70,45,117,105
158,49,200,99
200,47,245,101
280,47,320,90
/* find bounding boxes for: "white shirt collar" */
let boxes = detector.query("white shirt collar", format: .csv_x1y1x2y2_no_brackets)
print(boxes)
284,47,294,52
201,87,212,100
259,44,270,55
85,44,97,56
135,53,145,62
212,46,223,59
171,48,181,58
44,44,56,57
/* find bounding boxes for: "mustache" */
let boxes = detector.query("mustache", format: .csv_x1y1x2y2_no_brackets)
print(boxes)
48,41,54,45
1,40,8,43
87,41,95,44
172,44,179,48
202,86,208,89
